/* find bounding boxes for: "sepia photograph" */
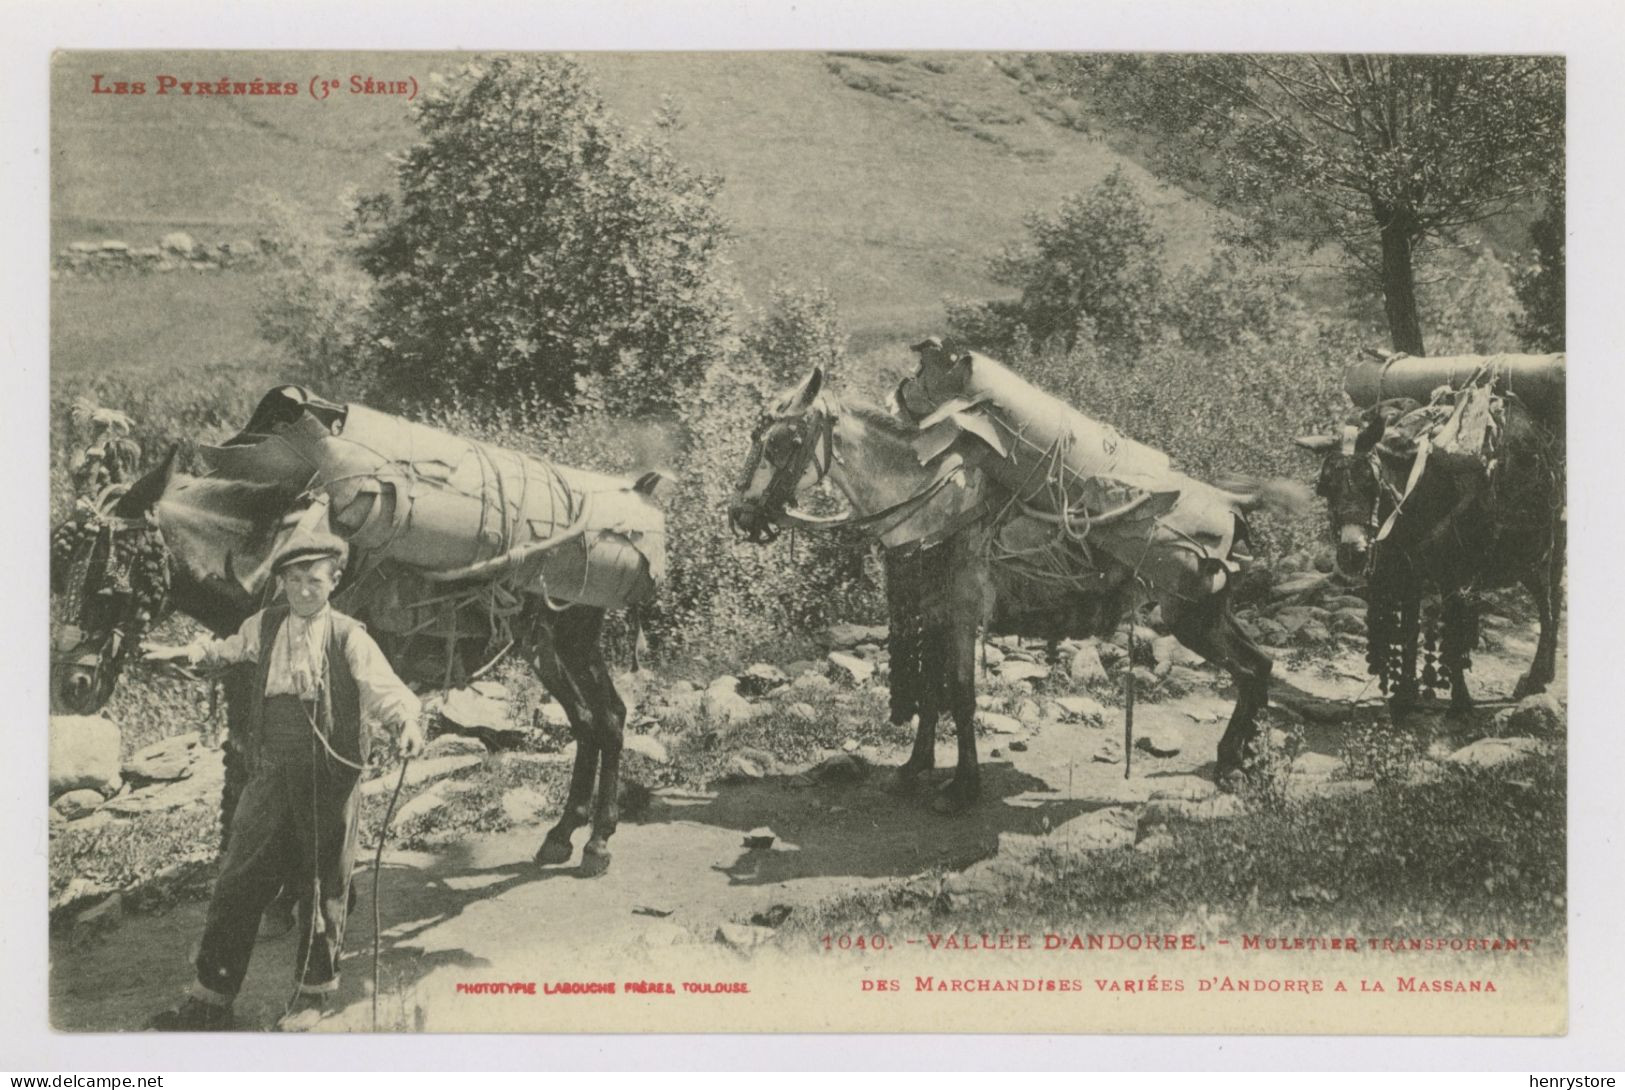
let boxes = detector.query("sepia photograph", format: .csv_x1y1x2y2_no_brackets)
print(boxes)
40,43,1579,1043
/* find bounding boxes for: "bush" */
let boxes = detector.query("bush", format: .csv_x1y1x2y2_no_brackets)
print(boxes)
1513,192,1564,351
351,56,735,414
950,168,1166,357
244,187,378,399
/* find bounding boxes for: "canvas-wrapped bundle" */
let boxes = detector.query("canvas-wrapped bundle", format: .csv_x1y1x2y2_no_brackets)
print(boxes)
1344,353,1565,426
201,386,664,611
896,340,1250,599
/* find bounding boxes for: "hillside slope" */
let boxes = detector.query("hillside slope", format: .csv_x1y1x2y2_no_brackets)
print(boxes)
52,50,1223,348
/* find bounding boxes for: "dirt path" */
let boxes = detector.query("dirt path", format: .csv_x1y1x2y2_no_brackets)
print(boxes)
50,618,1562,1033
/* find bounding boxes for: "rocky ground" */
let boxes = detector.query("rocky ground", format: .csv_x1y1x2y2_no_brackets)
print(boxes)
47,561,1567,1032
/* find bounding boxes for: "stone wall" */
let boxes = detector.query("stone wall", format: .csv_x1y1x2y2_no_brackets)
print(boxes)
53,231,268,278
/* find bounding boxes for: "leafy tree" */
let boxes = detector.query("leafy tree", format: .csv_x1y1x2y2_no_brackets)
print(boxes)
947,168,1166,358
352,55,735,411
1513,191,1565,351
1066,55,1564,356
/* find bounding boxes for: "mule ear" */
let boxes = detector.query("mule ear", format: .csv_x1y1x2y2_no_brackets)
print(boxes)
786,366,824,413
1353,415,1386,456
113,444,179,516
1293,435,1338,453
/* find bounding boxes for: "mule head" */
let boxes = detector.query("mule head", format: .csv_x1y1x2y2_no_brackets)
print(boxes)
50,446,178,714
1294,415,1393,578
727,367,834,544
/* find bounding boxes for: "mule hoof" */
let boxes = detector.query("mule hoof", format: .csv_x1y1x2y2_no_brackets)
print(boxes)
578,845,612,877
535,837,574,867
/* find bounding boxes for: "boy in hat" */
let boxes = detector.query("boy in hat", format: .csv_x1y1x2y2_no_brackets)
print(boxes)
145,528,425,1030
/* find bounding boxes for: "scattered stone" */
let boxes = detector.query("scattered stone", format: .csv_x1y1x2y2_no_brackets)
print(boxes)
788,671,836,697
49,715,123,799
424,733,488,758
737,663,790,697
364,754,483,796
100,785,193,816
534,701,572,730
1126,666,1162,693
622,734,669,764
73,893,124,939
1054,695,1106,724
1050,807,1138,851
841,737,860,754
742,827,778,850
722,755,767,782
1144,795,1247,822
1446,737,1549,769
1149,776,1216,802
826,622,887,649
52,788,106,820
158,230,198,256
122,733,200,785
469,680,509,699
1272,606,1323,635
1322,594,1367,612
1134,736,1180,759
500,786,550,825
998,661,1049,685
702,677,759,724
637,922,692,947
1296,621,1334,645
1497,693,1564,736
1014,699,1043,723
1289,752,1343,779
1008,739,1028,753
394,781,456,825
977,711,1022,735
826,652,874,686
980,643,1006,668
1252,618,1291,646
1135,828,1175,854
1327,609,1367,636
98,239,130,253
1068,643,1108,685
785,702,819,724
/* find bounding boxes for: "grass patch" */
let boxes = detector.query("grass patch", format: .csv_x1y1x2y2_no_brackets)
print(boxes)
791,749,1567,945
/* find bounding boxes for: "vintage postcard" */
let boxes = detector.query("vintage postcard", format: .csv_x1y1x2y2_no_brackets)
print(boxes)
46,49,1567,1036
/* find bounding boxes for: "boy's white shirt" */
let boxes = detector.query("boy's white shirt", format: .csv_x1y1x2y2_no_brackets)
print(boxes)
190,604,421,728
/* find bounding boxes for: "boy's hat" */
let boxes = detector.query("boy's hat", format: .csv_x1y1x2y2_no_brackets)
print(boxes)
272,528,349,573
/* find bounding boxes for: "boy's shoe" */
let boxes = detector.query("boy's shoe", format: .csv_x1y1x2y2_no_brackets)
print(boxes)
149,996,234,1031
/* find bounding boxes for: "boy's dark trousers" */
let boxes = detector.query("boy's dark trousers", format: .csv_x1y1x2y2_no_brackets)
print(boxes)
193,694,361,1000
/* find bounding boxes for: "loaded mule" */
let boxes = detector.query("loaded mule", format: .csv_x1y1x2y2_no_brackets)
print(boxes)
1295,390,1564,713
50,386,666,875
728,363,1279,802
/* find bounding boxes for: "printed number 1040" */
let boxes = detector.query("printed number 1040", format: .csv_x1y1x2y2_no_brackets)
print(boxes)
822,934,889,951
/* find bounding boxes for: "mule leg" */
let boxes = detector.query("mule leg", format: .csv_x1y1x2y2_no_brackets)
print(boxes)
1514,568,1556,698
1441,591,1478,715
528,615,599,868
1517,522,1565,697
932,565,983,815
1165,593,1271,781
886,549,935,786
